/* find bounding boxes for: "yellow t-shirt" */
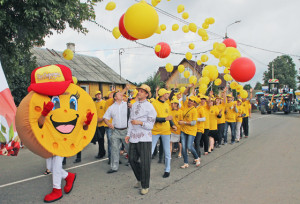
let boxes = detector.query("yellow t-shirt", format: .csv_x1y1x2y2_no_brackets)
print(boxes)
216,103,225,124
95,100,107,127
236,105,245,123
242,100,251,117
181,106,197,136
225,101,237,122
152,100,172,135
196,106,205,133
181,100,188,111
171,109,183,135
104,98,114,125
201,104,210,130
209,105,219,130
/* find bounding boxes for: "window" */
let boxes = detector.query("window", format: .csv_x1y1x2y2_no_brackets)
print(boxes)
180,67,193,79
80,85,89,94
109,85,116,91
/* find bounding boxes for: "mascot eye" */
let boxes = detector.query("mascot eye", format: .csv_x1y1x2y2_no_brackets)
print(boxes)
70,96,78,111
51,96,60,110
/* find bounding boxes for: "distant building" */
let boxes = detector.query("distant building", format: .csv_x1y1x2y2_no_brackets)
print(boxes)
31,44,127,98
155,58,226,92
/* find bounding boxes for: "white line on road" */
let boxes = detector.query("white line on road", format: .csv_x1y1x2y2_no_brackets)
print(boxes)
0,158,108,188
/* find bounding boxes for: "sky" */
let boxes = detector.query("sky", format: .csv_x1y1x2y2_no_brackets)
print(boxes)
42,0,300,87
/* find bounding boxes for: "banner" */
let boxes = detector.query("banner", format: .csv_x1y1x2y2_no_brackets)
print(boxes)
0,62,20,156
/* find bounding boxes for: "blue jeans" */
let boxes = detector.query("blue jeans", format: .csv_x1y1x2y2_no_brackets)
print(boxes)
180,132,199,164
224,122,236,143
151,135,171,172
105,127,112,159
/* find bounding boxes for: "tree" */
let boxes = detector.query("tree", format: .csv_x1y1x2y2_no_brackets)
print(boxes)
243,84,252,90
144,72,165,97
297,75,300,90
0,0,102,105
254,81,262,90
263,55,297,90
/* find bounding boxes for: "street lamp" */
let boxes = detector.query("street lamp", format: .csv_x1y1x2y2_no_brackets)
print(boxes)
119,48,125,80
225,20,241,38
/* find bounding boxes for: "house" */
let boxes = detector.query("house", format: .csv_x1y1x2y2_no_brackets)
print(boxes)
31,43,128,98
155,58,226,92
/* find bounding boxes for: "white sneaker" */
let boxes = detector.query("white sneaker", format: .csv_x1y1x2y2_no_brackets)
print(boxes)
140,188,149,195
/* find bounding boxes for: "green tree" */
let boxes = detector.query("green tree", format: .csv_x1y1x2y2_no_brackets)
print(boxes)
243,84,252,90
254,81,262,90
263,55,297,90
297,75,300,90
0,0,101,105
144,72,165,97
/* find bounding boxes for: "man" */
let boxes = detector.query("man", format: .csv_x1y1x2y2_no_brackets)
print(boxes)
125,84,157,195
151,88,177,178
94,91,107,159
241,89,253,138
104,86,130,173
224,94,238,144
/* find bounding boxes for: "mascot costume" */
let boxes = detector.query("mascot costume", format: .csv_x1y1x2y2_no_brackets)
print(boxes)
15,64,97,202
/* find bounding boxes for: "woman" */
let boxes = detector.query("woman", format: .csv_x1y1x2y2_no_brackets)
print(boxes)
178,96,200,168
208,98,222,152
216,89,226,147
170,98,183,158
195,94,206,160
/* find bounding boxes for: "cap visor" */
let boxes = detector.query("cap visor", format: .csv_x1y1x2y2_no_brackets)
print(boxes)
28,81,71,96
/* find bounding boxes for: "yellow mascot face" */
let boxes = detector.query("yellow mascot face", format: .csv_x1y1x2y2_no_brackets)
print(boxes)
16,65,97,158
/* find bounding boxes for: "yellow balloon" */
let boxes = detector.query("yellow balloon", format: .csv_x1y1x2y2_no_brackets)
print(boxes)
166,63,174,72
72,76,78,85
155,44,161,52
178,65,185,73
180,86,186,93
201,54,208,62
105,1,116,11
197,28,207,37
189,23,197,33
230,81,238,89
199,84,207,94
199,76,210,85
182,25,189,33
219,57,228,67
224,67,230,74
182,12,189,19
224,74,233,82
205,65,218,81
151,0,161,7
189,43,195,50
240,90,248,99
185,52,192,60
217,43,226,53
63,49,74,60
202,23,209,29
177,4,185,13
202,69,209,77
236,85,243,92
202,35,209,41
206,17,215,25
184,71,190,78
160,24,166,31
220,47,241,67
214,78,222,86
197,60,202,65
124,1,159,39
189,76,197,85
172,24,179,31
112,27,121,39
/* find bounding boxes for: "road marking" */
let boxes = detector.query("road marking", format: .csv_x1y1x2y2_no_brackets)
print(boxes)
0,158,108,188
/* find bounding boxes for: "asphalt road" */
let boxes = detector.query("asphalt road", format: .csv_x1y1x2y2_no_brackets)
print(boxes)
0,112,300,204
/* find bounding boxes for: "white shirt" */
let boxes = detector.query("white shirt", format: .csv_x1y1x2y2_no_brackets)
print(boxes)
103,101,128,129
127,99,157,143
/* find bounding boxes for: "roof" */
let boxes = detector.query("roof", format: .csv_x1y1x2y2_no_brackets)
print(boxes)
31,47,127,84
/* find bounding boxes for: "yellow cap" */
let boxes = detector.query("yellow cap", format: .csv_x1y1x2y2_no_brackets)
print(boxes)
237,99,242,102
95,91,101,95
171,98,179,104
189,96,198,103
158,88,171,96
226,94,233,98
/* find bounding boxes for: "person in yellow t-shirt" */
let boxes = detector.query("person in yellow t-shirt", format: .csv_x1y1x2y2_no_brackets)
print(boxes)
224,94,238,144
198,95,210,155
208,98,222,152
151,88,177,178
170,98,183,158
195,95,206,159
178,96,200,169
216,87,227,147
236,99,246,142
241,88,253,138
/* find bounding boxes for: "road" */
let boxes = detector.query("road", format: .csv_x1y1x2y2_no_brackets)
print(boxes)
0,112,300,204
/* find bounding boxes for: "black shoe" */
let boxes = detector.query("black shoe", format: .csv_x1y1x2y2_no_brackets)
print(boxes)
163,172,170,178
95,155,104,159
215,144,220,148
119,160,122,164
125,162,130,166
73,158,81,163
62,161,66,165
107,169,117,174
158,159,163,163
108,159,111,165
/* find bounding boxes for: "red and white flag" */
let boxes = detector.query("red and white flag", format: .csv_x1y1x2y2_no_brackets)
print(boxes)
0,62,20,156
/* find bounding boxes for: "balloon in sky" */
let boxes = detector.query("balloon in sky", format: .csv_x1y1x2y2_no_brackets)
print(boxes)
63,49,74,60
155,42,171,58
112,27,121,39
119,14,137,41
230,57,256,82
105,2,116,11
223,38,237,48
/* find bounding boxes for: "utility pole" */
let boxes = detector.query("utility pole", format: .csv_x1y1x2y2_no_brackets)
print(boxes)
119,48,125,80
272,62,274,79
225,20,241,39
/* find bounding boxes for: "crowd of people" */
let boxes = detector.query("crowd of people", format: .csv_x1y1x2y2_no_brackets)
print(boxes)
44,83,253,196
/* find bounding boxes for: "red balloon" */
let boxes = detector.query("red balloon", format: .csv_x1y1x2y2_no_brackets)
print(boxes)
223,38,237,48
230,57,256,82
119,14,137,41
155,42,171,58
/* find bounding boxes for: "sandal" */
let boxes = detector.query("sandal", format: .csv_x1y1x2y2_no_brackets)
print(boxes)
44,169,51,175
195,158,201,167
180,163,189,169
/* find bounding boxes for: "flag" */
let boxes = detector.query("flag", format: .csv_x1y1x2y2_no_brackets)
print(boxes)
0,62,20,156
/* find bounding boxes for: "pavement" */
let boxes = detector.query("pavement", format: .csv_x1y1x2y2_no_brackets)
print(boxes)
0,112,300,204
